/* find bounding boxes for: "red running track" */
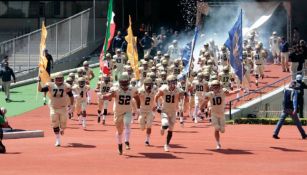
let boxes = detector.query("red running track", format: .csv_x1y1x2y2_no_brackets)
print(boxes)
1,101,306,175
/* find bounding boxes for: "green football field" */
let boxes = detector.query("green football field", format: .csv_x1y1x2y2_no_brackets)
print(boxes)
0,67,100,117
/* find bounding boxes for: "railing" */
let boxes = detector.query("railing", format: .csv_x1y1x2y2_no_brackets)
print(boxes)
0,8,104,75
227,71,304,119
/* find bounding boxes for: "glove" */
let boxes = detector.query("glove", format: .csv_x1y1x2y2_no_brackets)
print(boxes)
67,105,72,113
156,106,162,113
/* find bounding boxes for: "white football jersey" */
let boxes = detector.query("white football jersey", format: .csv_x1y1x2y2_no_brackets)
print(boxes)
159,85,183,112
138,87,156,112
72,84,90,102
113,55,124,71
193,80,208,98
252,51,264,65
46,82,71,109
205,88,228,117
112,86,137,115
219,73,231,88
99,81,113,95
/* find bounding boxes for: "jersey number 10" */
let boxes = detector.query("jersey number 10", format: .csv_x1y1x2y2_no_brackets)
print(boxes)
212,96,222,105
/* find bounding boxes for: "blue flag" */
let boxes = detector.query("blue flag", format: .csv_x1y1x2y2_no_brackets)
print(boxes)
178,27,199,79
225,10,245,82
182,42,192,67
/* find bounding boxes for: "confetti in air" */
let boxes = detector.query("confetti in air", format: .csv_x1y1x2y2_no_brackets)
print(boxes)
178,0,197,29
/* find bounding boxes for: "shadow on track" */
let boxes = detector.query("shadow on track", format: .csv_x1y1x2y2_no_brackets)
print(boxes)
63,143,96,148
207,149,253,155
270,146,305,152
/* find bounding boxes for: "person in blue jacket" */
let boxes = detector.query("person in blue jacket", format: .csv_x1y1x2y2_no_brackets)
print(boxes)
273,81,307,139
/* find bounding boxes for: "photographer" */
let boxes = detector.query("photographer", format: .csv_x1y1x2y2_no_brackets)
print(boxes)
0,107,7,153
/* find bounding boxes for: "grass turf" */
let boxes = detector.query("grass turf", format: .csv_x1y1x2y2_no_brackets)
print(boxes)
0,67,100,117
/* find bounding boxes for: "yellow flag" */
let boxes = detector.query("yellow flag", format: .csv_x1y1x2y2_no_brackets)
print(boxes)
125,16,140,80
38,21,50,84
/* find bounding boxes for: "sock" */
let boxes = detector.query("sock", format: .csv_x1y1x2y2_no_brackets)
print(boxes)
124,126,131,143
193,105,199,119
166,131,173,145
56,134,60,140
146,134,150,142
116,132,122,144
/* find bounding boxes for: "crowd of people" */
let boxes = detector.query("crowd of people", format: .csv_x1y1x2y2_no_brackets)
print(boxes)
0,24,305,155
33,25,307,155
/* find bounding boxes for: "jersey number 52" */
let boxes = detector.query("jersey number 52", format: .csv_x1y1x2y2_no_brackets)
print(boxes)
118,95,131,105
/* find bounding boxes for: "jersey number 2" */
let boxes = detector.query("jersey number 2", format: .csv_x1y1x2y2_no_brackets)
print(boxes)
145,97,151,105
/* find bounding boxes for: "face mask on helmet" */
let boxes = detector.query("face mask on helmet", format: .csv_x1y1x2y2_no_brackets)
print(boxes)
131,81,137,87
66,80,73,85
79,80,85,88
212,85,220,93
168,80,177,90
55,77,64,86
120,80,130,90
204,75,210,81
104,77,110,83
144,83,153,92
69,76,75,81
161,75,167,80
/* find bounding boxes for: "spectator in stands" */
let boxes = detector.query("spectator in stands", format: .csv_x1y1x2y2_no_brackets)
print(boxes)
140,32,154,57
0,107,7,153
297,41,305,74
0,55,8,68
0,55,8,91
151,33,158,56
279,37,289,72
121,40,127,52
289,44,300,80
299,40,307,75
0,62,16,102
112,31,124,53
273,80,307,139
292,27,300,45
295,74,307,118
44,49,53,76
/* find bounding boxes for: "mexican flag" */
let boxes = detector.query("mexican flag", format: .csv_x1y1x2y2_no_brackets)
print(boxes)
99,0,116,75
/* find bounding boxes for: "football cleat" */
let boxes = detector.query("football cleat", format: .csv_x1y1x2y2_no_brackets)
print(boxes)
164,144,169,152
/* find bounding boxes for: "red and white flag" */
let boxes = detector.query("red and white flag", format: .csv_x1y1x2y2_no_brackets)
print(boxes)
99,0,116,75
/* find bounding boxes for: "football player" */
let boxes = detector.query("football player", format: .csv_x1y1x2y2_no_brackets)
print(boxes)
201,80,239,150
96,75,113,125
38,72,74,147
137,78,156,146
101,72,140,155
154,75,185,152
72,77,90,129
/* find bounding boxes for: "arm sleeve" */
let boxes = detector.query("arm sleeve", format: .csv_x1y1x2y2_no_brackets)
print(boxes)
41,86,49,92
67,91,73,97
293,90,298,110
10,69,16,80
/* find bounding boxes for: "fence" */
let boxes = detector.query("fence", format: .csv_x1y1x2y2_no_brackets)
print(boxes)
227,71,304,119
0,8,104,75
